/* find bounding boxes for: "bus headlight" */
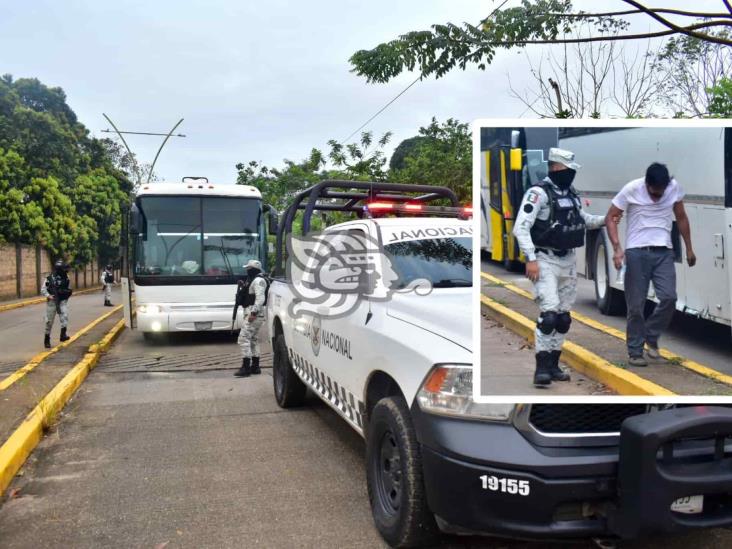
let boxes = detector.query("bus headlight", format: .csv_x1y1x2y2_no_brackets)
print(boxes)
417,365,515,421
137,304,162,314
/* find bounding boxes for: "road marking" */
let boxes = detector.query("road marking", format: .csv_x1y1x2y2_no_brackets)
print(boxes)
480,294,675,396
481,271,732,389
0,318,125,496
0,305,122,392
0,286,106,313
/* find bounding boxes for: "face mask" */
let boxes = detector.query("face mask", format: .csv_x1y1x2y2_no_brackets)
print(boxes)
246,268,259,280
548,169,576,190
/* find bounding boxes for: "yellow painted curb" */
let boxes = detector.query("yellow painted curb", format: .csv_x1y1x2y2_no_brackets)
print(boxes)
481,271,732,389
481,294,675,396
0,318,125,496
0,305,123,392
0,286,105,313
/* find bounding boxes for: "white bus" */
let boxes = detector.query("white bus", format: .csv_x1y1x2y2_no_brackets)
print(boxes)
122,177,272,339
561,125,732,335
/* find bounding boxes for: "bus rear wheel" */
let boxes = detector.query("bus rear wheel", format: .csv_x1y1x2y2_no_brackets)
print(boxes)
594,237,626,316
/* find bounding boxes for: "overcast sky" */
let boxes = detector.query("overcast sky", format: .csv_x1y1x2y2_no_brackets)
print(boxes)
1,0,723,183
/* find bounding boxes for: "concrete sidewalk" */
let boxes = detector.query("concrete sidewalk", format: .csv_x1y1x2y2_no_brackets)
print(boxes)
481,314,612,396
481,276,731,396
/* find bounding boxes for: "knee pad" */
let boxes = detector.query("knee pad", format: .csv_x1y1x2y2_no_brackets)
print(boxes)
537,311,558,335
556,312,572,334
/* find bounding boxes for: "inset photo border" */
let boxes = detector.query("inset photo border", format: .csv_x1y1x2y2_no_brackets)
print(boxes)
472,118,732,404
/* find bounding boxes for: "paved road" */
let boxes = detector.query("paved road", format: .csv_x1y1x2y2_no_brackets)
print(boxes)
481,314,612,396
0,287,122,373
1,327,731,548
482,260,732,372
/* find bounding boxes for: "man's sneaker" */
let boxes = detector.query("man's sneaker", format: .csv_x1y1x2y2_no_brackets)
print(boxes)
628,355,648,367
645,345,662,360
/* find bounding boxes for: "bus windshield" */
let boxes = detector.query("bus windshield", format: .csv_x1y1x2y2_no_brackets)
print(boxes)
134,196,263,278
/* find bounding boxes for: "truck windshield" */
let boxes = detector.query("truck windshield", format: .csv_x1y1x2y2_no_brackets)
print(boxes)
385,237,472,289
134,196,263,278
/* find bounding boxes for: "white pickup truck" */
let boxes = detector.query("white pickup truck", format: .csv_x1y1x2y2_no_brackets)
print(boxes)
266,181,476,546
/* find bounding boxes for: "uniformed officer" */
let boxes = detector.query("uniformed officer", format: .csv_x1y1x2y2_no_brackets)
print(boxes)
41,260,73,348
513,148,606,386
234,259,269,377
101,264,115,306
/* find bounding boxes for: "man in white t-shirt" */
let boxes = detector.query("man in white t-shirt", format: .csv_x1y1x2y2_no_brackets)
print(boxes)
605,163,696,366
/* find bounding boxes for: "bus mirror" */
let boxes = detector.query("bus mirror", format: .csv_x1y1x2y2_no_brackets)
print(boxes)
130,203,143,235
267,206,279,235
510,148,523,171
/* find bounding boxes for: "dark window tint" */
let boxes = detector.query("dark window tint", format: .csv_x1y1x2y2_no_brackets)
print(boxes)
385,237,472,289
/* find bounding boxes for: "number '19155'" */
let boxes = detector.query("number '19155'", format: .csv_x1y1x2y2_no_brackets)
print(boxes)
479,475,530,496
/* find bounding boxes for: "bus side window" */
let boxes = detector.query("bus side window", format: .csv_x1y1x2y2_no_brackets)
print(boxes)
488,150,501,210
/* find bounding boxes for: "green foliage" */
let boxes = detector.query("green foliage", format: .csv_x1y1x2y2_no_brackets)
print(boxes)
349,0,579,83
0,74,132,265
390,118,471,202
707,77,732,117
389,136,431,171
236,131,393,214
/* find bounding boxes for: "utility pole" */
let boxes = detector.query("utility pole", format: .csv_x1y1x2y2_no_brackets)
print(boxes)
101,114,186,280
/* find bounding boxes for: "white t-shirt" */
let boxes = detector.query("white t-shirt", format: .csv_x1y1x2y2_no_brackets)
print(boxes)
612,177,684,249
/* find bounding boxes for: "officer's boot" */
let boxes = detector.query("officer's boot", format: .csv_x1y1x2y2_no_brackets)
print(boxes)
548,350,570,381
533,352,552,386
251,356,261,375
234,357,251,377
44,334,51,349
59,327,70,342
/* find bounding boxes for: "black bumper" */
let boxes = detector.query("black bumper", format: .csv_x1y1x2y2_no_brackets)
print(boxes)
412,405,732,540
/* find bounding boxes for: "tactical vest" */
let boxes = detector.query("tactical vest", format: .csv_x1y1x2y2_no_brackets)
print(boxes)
48,273,72,300
236,275,270,308
104,271,114,284
529,182,586,251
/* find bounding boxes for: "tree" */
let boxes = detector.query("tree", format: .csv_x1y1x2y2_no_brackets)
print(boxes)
349,1,732,84
0,74,132,264
389,136,431,171
509,19,660,118
707,76,732,116
390,118,471,202
327,131,392,181
653,28,732,116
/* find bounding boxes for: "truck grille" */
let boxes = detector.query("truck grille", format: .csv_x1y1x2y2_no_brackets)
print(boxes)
529,404,649,434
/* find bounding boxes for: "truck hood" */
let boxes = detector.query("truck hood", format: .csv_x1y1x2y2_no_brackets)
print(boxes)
386,288,472,353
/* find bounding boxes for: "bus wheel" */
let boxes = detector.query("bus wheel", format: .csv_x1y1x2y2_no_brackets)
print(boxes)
272,333,306,408
366,396,438,548
594,237,626,316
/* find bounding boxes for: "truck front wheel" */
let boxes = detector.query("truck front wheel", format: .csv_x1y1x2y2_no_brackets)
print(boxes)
272,333,307,408
366,396,437,548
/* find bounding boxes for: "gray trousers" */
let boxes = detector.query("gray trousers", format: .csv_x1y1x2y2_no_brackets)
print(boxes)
238,308,265,358
533,251,577,352
624,247,677,357
104,283,112,301
45,299,69,335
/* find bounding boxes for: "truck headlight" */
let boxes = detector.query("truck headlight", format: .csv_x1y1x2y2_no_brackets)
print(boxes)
137,304,162,314
417,364,515,421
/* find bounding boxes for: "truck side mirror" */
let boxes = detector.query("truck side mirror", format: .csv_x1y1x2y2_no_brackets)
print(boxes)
130,203,143,235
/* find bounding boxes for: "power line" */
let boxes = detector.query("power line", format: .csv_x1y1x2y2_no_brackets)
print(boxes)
340,0,509,144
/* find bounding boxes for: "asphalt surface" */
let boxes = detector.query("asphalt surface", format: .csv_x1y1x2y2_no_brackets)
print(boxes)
0,318,731,547
0,286,122,373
